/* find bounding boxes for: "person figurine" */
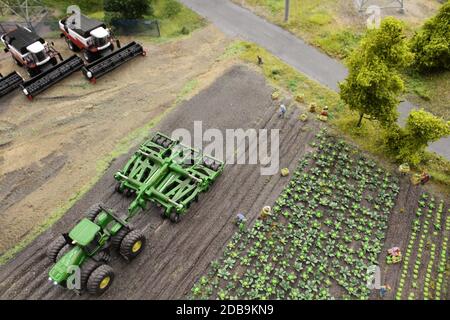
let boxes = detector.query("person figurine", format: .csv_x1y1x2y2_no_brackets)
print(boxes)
320,106,329,117
420,171,430,185
279,104,287,118
257,55,264,65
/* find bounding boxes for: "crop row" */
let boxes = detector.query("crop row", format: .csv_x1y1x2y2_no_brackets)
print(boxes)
395,195,449,300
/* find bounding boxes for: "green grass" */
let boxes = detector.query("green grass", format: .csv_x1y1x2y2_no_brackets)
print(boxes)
238,0,363,59
236,0,449,121
0,73,201,265
404,71,450,121
42,0,206,41
150,0,206,39
224,40,450,193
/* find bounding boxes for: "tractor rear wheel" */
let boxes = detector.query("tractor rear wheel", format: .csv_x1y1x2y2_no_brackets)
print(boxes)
80,259,100,289
46,236,67,262
111,227,130,249
85,203,103,221
86,264,114,295
119,230,146,260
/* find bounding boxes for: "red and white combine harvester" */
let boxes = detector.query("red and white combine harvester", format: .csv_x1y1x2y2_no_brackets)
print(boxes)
0,25,84,100
59,13,146,83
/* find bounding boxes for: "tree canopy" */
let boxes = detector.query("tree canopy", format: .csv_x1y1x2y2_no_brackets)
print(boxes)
410,2,450,72
339,17,412,127
104,0,152,19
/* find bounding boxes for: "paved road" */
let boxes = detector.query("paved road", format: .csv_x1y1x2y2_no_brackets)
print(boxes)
180,0,449,160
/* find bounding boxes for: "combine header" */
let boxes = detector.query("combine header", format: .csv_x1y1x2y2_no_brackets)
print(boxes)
115,132,224,223
1,25,83,100
21,55,84,100
59,13,145,83
46,132,223,295
0,71,23,99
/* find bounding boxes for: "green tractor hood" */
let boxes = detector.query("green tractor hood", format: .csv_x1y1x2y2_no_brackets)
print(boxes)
48,246,85,285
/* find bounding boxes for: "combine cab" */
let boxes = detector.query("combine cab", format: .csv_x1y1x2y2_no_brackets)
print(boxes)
115,132,224,223
47,132,224,295
0,71,23,99
59,13,145,83
1,25,84,100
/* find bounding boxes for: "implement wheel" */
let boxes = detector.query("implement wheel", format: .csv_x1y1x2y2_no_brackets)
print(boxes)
170,213,180,223
86,264,114,295
119,230,146,260
46,236,67,262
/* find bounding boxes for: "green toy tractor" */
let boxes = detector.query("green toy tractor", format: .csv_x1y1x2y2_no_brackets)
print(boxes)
47,203,145,295
47,132,224,295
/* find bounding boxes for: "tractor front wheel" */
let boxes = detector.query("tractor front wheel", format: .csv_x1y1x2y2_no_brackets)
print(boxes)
86,264,114,296
119,230,146,260
85,203,103,221
46,236,67,262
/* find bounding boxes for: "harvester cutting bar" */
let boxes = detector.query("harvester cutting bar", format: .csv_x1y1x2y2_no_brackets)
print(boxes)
21,55,84,100
0,71,24,99
82,41,145,82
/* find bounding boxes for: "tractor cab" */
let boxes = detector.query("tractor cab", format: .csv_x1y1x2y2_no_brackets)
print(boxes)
69,218,102,254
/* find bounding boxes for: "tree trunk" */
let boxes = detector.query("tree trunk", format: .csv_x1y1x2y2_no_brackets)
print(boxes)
357,113,364,127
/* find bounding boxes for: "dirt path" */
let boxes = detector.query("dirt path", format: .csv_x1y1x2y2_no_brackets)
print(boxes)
0,64,325,299
0,25,230,255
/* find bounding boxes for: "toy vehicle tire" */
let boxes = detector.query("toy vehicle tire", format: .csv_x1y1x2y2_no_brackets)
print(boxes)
169,212,180,223
80,259,101,289
85,203,103,221
119,229,146,260
46,235,68,262
115,183,123,194
86,264,114,295
111,227,130,249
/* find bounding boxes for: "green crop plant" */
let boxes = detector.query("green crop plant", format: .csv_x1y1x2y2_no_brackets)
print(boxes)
190,129,399,300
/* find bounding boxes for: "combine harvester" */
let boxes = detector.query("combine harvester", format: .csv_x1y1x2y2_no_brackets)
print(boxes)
46,132,224,295
59,13,145,83
1,26,84,100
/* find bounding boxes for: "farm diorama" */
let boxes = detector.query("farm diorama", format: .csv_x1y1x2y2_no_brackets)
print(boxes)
0,0,449,300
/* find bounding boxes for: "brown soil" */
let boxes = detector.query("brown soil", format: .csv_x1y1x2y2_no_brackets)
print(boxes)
0,64,325,299
0,25,230,255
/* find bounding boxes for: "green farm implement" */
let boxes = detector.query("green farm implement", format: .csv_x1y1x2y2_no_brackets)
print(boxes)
114,132,224,223
47,132,224,295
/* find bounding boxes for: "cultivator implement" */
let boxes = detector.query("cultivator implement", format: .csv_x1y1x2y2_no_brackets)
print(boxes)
82,41,145,82
115,132,224,222
21,55,84,100
0,71,23,99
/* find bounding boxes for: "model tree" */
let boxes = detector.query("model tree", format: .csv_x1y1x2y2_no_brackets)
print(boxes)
385,109,450,165
104,0,152,19
410,2,450,72
339,17,412,127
